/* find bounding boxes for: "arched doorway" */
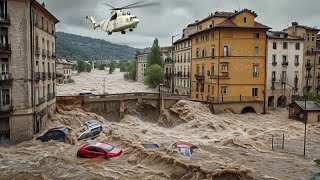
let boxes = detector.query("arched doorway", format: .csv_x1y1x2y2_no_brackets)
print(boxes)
277,96,287,108
241,106,256,114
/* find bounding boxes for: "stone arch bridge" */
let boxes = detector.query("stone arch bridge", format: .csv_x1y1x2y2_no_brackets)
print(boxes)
56,93,265,121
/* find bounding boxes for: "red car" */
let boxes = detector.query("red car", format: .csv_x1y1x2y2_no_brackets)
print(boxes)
77,142,122,158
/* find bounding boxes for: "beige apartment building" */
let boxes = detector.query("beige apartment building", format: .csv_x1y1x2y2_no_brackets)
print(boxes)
56,59,73,83
173,24,197,95
0,0,59,143
135,51,148,83
284,22,320,94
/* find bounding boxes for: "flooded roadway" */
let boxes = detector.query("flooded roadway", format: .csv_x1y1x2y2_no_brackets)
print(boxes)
0,100,320,179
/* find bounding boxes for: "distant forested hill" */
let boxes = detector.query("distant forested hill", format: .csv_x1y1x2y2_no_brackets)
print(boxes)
56,32,139,61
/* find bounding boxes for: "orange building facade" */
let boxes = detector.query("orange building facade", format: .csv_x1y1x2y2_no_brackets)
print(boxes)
190,10,270,103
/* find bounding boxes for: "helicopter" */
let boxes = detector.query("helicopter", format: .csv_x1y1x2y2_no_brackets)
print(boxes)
86,1,159,35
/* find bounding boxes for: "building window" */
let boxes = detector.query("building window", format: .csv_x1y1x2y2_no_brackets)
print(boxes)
205,34,209,41
188,52,190,62
308,34,310,41
243,17,247,23
252,88,258,97
281,71,287,83
199,25,202,31
211,46,215,58
221,64,228,72
41,16,44,29
312,34,315,41
208,85,210,93
196,49,199,58
221,86,228,95
184,53,186,63
283,42,288,49
273,42,277,50
1,89,10,105
295,43,300,50
282,55,287,64
196,37,198,43
202,49,206,58
272,55,277,64
253,65,259,77
211,32,215,39
254,33,260,39
223,46,230,56
211,65,214,75
295,55,299,66
255,47,259,54
272,71,276,82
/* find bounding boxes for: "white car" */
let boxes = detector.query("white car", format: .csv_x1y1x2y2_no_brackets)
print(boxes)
78,120,103,140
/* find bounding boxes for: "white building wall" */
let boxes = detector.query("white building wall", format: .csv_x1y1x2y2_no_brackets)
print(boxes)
266,38,304,109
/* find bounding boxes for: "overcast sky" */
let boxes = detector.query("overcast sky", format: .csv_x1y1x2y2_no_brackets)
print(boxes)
41,0,320,48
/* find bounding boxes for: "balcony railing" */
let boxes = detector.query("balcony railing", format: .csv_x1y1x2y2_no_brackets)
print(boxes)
47,50,50,57
48,93,54,100
305,63,313,68
316,85,320,90
272,62,277,66
272,77,276,82
41,72,46,80
35,48,40,55
305,74,312,78
195,74,205,80
0,43,11,53
52,52,56,58
48,72,52,79
0,104,13,112
34,72,40,81
306,85,312,89
0,14,10,24
38,97,45,105
306,51,316,55
165,73,172,78
42,49,46,57
295,62,299,66
282,62,288,66
1,73,12,82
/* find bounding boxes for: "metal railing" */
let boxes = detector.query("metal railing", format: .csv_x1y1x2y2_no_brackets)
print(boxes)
272,62,277,66
1,73,12,81
0,13,10,23
41,72,46,80
0,43,11,52
52,52,56,58
42,49,46,57
305,63,312,68
48,72,52,79
47,50,50,57
34,72,40,81
282,62,288,66
195,74,205,80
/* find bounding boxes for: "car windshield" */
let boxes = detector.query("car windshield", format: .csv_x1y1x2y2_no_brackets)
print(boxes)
179,148,191,157
104,144,114,152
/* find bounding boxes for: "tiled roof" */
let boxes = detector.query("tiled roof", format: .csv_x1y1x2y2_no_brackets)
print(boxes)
296,25,320,31
230,9,258,18
267,31,304,40
289,101,320,111
215,19,270,29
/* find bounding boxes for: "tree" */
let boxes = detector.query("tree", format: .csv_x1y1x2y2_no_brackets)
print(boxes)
127,59,137,81
147,38,163,68
109,60,116,74
77,60,86,73
144,64,164,88
94,61,101,69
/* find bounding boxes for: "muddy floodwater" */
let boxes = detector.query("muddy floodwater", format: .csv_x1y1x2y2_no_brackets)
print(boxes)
1,100,320,179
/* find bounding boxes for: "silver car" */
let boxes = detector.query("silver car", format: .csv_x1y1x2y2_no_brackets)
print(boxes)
78,120,103,140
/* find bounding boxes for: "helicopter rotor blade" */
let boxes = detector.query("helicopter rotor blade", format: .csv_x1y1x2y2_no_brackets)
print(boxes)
122,2,160,9
118,1,144,9
103,2,116,9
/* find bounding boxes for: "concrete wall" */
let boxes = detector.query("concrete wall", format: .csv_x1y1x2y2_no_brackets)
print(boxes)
308,111,320,123
208,101,264,114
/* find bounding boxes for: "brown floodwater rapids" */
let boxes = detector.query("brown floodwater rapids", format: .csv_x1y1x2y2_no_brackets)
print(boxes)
1,100,320,179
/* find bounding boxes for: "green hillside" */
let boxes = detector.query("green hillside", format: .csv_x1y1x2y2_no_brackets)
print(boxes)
56,32,138,61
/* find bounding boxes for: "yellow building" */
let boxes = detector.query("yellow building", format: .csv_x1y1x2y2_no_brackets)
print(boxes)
190,9,270,102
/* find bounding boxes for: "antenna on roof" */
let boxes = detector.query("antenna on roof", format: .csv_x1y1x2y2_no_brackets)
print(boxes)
238,0,241,11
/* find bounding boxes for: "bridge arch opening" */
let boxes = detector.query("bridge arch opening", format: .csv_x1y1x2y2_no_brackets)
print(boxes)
277,95,287,108
241,106,256,114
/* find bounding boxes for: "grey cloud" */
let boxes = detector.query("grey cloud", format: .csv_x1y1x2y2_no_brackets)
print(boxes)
42,0,320,48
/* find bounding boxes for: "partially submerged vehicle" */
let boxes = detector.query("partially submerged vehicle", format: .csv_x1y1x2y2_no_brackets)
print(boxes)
172,141,198,157
78,120,103,141
36,127,70,142
77,142,122,158
142,143,159,149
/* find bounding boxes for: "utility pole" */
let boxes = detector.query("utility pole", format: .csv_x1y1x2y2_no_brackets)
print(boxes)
304,93,307,156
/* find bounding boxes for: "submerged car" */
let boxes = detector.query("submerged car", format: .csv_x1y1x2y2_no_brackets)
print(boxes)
77,120,103,140
77,142,122,158
36,127,70,142
172,141,198,157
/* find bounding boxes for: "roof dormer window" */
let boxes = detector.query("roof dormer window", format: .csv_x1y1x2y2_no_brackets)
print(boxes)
244,17,247,23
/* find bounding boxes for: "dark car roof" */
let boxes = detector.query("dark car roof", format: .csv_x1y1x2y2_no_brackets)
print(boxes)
47,127,69,134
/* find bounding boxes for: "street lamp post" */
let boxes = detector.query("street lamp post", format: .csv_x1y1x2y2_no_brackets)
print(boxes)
172,34,180,93
103,77,107,95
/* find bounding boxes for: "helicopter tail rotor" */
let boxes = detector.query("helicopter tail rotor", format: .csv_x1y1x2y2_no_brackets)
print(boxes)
85,16,100,30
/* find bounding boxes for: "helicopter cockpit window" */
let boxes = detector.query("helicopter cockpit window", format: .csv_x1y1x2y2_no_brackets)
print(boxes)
127,12,130,15
111,14,117,21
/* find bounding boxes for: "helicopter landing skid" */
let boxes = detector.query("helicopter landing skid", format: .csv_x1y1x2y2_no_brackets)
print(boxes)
121,31,126,34
108,32,112,35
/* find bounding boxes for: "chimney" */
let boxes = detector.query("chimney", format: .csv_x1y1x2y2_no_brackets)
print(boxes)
292,22,298,36
41,2,45,7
